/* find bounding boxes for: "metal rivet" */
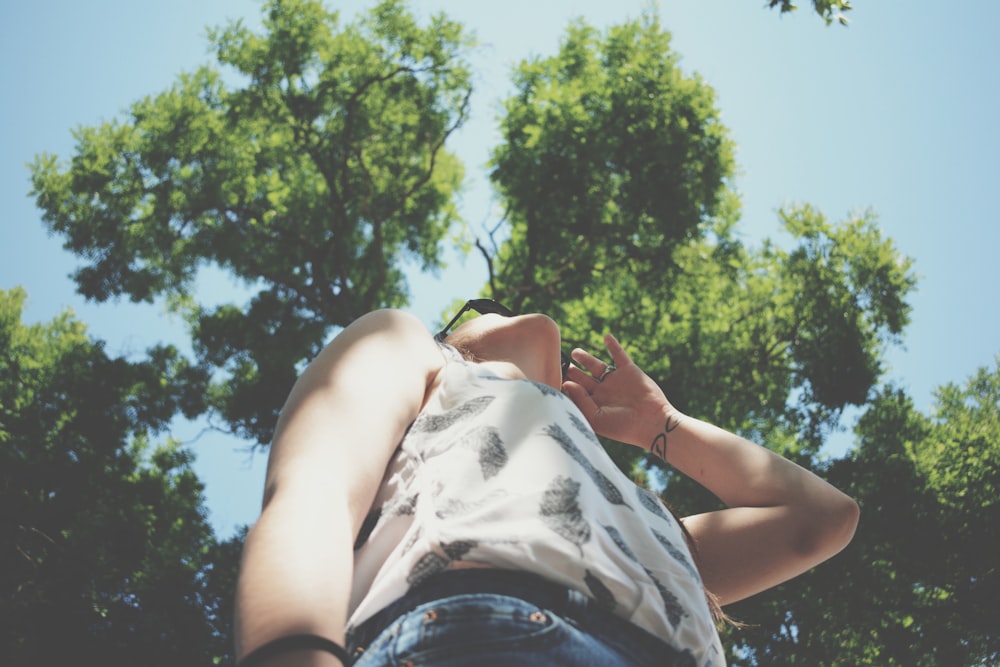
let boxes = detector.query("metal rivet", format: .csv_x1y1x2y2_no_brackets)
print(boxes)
424,609,438,621
530,611,547,623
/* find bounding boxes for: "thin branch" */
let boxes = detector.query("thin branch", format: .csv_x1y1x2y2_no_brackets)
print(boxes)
475,238,498,297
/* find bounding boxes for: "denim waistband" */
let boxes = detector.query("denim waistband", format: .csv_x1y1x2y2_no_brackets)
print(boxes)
346,568,687,662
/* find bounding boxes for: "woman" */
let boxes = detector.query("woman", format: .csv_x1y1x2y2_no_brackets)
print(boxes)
234,302,859,666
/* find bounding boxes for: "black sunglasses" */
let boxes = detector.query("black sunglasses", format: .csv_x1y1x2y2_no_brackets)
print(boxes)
435,298,572,378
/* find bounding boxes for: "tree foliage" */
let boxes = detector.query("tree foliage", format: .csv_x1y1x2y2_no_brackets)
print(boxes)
768,0,853,26
0,288,239,666
21,1,997,664
489,10,734,316
485,12,915,483
723,363,1000,665
480,14,993,664
30,0,475,443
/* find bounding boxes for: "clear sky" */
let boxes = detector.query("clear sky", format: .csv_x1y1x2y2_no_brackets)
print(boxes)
3,0,998,537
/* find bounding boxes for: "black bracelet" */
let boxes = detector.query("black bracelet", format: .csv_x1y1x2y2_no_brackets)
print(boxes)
239,634,351,666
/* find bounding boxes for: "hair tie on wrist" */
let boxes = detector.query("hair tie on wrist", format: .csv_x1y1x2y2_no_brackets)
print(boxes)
239,634,351,666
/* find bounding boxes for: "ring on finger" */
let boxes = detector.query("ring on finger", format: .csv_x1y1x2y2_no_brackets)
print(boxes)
597,363,617,382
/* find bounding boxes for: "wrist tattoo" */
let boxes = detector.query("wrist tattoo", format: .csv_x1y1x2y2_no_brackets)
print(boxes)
650,415,681,462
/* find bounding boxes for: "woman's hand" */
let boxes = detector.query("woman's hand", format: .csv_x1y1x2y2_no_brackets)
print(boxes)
564,334,860,608
561,333,678,450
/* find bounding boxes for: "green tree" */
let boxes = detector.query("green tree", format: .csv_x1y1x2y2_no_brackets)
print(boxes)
30,0,475,444
1,287,239,666
482,13,976,664
488,10,735,317
900,361,1000,664
485,10,914,481
723,363,999,665
650,204,914,446
27,2,988,663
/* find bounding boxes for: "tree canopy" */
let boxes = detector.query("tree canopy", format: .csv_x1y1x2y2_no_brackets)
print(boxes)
723,363,1000,665
19,1,997,664
31,0,474,444
484,10,914,482
1,287,239,665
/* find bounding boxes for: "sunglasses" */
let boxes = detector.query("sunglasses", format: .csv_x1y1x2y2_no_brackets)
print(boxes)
434,298,573,378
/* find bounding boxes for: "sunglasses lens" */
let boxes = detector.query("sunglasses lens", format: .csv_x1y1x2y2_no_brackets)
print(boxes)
437,299,515,340
468,299,515,317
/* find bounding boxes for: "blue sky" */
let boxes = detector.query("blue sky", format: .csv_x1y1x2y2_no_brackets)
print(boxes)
3,0,998,537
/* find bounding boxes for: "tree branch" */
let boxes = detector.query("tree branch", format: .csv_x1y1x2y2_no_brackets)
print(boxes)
475,237,497,298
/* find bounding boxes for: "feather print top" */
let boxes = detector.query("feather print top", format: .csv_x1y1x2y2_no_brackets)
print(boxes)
347,344,726,666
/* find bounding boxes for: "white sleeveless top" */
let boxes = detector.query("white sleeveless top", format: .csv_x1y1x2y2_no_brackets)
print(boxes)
347,344,725,666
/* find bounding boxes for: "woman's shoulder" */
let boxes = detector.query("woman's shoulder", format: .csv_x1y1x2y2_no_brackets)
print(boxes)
344,308,446,375
345,309,437,346
350,307,429,331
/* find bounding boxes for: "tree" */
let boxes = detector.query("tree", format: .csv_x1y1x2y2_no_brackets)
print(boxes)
488,9,735,317
484,10,914,483
1,287,239,666
28,2,991,663
30,0,475,444
721,362,1000,666
649,205,915,447
482,14,991,663
900,361,1000,663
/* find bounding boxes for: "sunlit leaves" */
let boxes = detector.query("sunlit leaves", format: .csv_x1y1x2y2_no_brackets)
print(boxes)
489,10,734,314
777,205,915,410
910,358,1000,511
767,0,853,26
484,6,916,481
30,0,475,443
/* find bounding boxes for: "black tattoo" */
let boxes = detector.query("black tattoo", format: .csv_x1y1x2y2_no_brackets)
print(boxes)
650,415,681,462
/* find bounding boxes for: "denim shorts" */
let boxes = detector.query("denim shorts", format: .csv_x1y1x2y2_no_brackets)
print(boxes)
346,569,698,667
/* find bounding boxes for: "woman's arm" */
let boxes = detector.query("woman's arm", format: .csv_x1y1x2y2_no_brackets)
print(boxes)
234,309,444,666
563,334,859,606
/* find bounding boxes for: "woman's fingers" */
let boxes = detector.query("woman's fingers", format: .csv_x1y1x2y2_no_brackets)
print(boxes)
570,347,601,373
568,334,629,384
604,334,632,368
564,362,600,393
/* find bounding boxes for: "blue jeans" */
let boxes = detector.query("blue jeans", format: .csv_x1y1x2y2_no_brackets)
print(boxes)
347,569,697,666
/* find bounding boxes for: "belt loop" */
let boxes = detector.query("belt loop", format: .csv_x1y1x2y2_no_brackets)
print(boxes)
565,586,589,613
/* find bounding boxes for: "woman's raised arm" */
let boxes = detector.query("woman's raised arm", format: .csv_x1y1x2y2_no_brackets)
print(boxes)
563,334,859,607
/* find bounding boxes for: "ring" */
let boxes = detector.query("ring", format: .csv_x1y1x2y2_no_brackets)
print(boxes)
597,363,616,382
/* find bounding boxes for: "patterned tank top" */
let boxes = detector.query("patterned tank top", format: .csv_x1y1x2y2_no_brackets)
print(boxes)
347,344,725,666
